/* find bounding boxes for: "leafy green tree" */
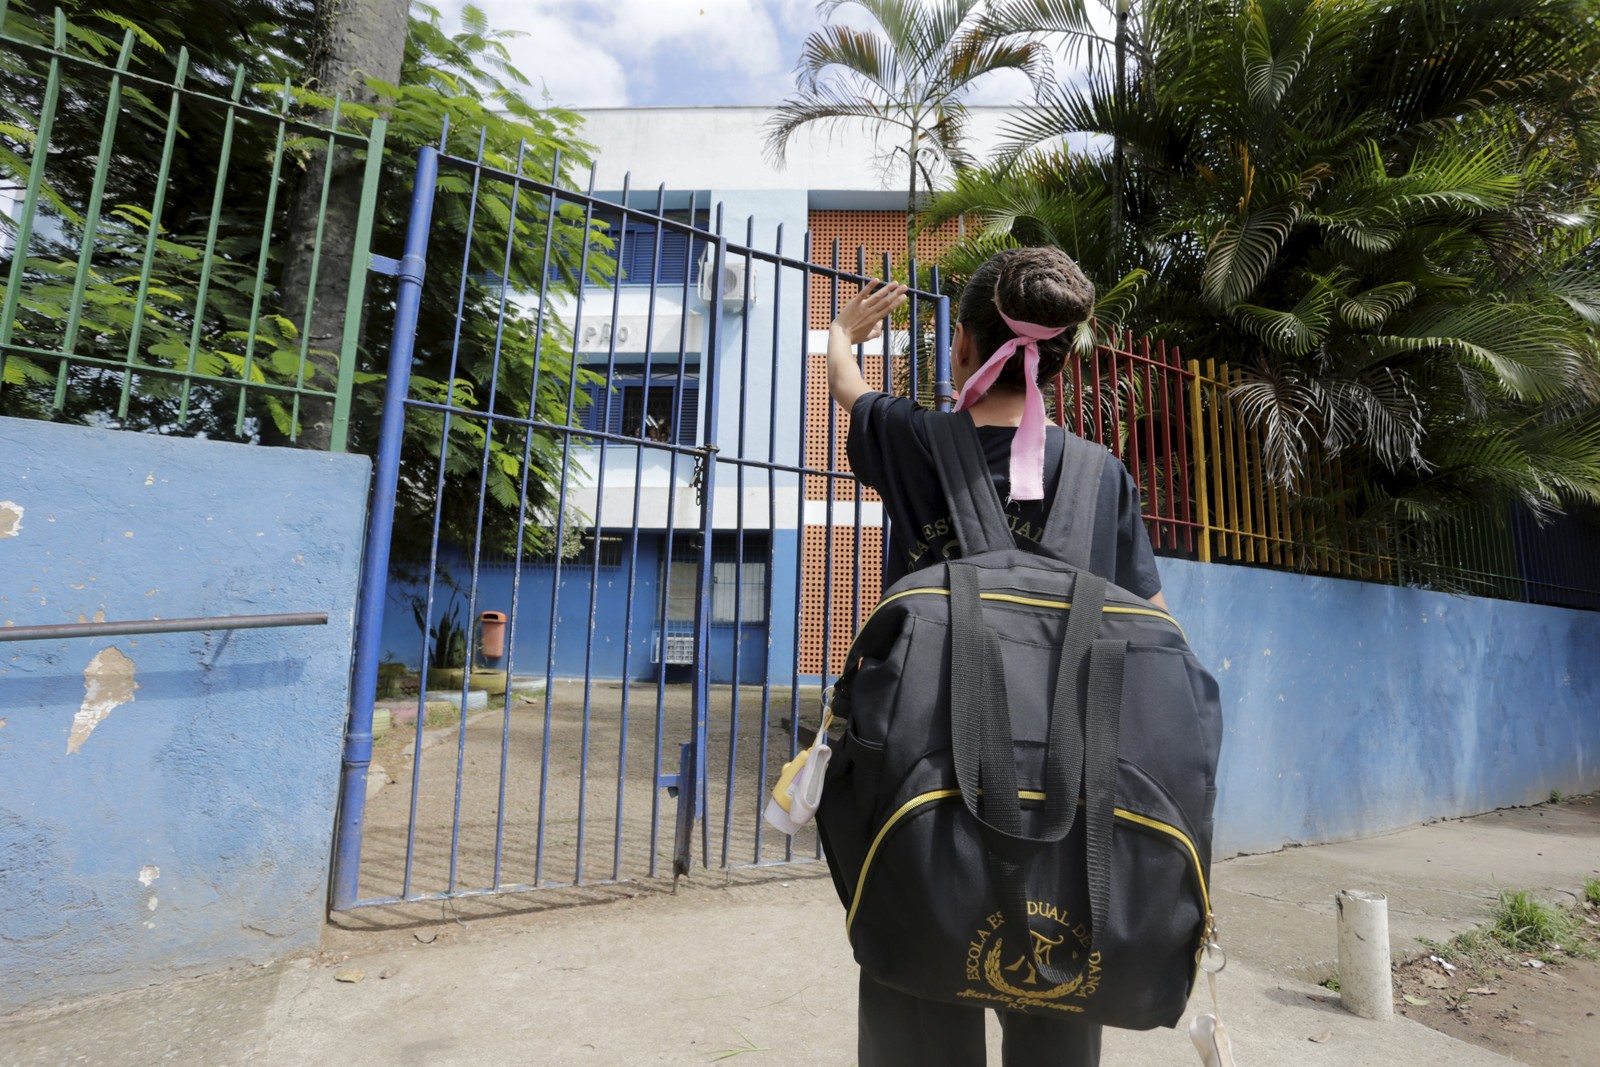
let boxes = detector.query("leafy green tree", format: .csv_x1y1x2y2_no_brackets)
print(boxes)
279,0,412,452
928,0,1600,545
0,0,606,563
766,0,1052,263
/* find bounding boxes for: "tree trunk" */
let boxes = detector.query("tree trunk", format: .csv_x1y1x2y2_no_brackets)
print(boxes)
906,124,919,269
278,0,410,451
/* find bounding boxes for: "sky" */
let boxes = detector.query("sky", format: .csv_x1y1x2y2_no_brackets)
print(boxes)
447,0,1049,109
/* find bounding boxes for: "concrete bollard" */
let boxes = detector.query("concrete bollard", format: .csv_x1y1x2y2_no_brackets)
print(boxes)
1336,889,1393,1021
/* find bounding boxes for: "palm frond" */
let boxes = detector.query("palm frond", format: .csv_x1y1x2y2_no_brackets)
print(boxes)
797,23,901,97
1228,363,1322,482
1548,268,1600,327
938,28,1052,97
1378,301,1588,402
764,90,901,166
1240,0,1314,110
1201,202,1298,309
1317,371,1429,472
1338,282,1417,329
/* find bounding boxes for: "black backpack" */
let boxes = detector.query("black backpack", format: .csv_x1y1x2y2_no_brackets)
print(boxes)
816,412,1224,1029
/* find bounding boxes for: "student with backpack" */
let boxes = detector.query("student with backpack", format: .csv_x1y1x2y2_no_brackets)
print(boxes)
828,249,1167,612
813,247,1218,1066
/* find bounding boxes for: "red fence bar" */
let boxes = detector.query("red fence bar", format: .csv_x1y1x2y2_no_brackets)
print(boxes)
1170,343,1194,554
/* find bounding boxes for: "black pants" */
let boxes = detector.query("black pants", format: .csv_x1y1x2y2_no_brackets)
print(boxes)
858,971,1103,1067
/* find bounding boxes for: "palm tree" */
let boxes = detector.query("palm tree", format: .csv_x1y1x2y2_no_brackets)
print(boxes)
766,0,1052,265
927,0,1600,538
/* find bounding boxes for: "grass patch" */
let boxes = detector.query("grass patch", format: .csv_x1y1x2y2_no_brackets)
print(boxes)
1418,886,1599,971
1492,889,1575,953
1320,975,1341,992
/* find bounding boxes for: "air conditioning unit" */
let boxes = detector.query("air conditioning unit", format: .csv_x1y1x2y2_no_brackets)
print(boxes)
697,248,756,313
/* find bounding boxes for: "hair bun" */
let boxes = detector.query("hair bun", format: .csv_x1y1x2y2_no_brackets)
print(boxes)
993,247,1095,329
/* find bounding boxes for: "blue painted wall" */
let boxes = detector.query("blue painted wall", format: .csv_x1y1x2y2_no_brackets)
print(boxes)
1157,558,1600,857
381,536,770,686
705,189,808,683
0,417,369,1013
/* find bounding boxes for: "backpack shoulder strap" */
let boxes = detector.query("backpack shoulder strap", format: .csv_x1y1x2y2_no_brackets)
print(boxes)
1037,433,1106,569
925,411,1014,556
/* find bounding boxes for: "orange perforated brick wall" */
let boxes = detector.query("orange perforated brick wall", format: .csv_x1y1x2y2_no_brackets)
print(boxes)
806,211,968,329
803,351,883,503
799,524,884,676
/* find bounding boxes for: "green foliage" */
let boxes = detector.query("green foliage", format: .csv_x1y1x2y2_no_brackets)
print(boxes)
0,1,609,563
928,0,1600,550
1583,877,1600,906
413,595,467,671
770,0,1053,259
1490,888,1579,955
287,2,610,560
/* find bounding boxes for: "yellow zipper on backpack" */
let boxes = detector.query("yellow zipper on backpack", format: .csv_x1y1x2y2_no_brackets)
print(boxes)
868,587,1187,642
844,790,1211,939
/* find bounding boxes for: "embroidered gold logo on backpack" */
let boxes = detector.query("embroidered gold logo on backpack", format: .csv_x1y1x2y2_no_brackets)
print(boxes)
958,902,1102,1013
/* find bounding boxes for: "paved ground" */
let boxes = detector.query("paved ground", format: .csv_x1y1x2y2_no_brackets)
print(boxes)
4,802,1599,1066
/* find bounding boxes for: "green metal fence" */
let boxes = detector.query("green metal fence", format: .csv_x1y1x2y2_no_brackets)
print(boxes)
0,2,386,451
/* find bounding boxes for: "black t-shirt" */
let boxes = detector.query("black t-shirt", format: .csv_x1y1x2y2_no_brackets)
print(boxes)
847,392,1162,597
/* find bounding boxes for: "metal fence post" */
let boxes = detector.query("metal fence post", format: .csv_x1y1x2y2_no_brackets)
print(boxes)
934,294,953,412
676,229,726,879
329,118,391,453
330,146,438,912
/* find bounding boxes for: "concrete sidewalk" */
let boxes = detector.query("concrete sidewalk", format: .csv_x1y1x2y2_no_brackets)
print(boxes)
4,802,1598,1066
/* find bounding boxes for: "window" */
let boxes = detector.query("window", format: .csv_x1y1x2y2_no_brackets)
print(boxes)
663,538,700,624
572,533,625,568
712,559,768,624
615,215,710,287
658,536,769,625
579,373,699,445
520,531,626,567
623,385,679,443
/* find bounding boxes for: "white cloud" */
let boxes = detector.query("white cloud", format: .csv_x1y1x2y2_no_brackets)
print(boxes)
464,1,630,107
601,0,792,102
456,0,798,106
450,0,1073,108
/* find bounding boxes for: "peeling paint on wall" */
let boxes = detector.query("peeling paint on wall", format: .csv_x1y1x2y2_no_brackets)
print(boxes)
0,501,22,538
67,647,139,754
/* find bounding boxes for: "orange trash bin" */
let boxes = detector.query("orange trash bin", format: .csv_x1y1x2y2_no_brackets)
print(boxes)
478,610,508,660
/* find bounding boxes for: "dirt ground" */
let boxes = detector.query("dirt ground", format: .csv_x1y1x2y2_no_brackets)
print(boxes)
351,679,825,913
1392,815,1600,1066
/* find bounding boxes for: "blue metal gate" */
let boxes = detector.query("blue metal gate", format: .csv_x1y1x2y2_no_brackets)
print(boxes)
329,143,949,910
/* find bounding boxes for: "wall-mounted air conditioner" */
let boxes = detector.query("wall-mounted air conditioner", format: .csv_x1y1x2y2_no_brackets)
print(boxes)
697,248,756,313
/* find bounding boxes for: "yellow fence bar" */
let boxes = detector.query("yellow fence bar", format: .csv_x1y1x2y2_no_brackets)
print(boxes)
1185,359,1212,564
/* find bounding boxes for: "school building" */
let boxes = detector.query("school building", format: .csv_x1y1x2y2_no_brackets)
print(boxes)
377,106,1027,686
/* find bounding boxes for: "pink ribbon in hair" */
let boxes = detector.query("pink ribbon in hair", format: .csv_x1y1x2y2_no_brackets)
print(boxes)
953,310,1067,501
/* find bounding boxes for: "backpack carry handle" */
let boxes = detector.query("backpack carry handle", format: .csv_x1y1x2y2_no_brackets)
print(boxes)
947,562,1125,990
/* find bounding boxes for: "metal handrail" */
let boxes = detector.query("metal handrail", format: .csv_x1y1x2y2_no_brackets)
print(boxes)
0,613,328,642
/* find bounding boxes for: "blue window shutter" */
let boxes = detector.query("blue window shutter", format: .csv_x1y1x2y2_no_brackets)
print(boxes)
620,224,652,286
608,384,626,436
676,381,699,445
659,230,689,286
689,236,708,286
580,381,605,434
